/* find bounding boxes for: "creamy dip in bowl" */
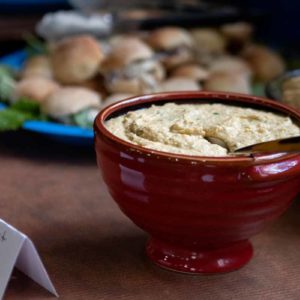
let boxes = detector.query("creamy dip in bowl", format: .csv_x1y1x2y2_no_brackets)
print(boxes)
94,91,300,274
105,102,300,156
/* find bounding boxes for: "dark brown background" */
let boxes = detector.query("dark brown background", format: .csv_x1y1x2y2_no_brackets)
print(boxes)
0,131,300,300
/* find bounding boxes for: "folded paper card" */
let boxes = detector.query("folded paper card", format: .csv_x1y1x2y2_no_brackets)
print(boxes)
0,219,58,299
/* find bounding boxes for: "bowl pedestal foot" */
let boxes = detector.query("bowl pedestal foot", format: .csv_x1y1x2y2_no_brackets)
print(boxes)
146,238,253,274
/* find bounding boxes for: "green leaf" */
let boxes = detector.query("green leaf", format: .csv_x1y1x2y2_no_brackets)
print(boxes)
24,34,47,57
73,110,94,128
0,98,47,131
0,65,16,102
0,109,32,131
11,98,40,116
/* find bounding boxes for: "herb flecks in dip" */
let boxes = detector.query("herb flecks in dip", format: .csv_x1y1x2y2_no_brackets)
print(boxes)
105,103,300,156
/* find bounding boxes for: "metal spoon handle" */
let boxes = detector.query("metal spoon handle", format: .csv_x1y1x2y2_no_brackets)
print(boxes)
235,136,300,153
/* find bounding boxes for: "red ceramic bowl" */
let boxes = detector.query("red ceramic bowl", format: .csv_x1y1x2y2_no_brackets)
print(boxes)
94,92,300,274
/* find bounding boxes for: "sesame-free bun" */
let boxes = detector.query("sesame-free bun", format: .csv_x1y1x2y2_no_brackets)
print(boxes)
221,22,253,44
13,77,60,103
191,28,226,55
283,89,300,109
107,78,142,94
147,27,193,50
282,77,300,90
101,37,153,71
147,27,194,69
75,75,108,97
171,64,209,81
208,56,252,77
242,44,285,82
102,38,164,94
103,93,134,107
156,77,201,92
191,28,226,65
42,87,101,117
204,72,251,94
106,61,164,94
51,35,104,84
21,55,53,79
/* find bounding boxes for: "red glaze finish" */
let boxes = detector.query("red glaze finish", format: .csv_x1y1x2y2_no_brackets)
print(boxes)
94,92,300,274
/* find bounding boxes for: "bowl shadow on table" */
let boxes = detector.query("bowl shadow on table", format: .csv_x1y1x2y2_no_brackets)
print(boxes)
46,226,254,294
45,201,300,298
5,199,300,300
0,130,96,165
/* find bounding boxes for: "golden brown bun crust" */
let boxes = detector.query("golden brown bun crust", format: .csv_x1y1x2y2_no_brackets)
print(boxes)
190,28,226,54
73,75,108,98
147,27,193,50
283,89,300,109
208,56,252,77
13,77,60,103
171,64,209,81
106,78,142,94
204,72,251,94
103,93,134,107
156,77,201,92
51,35,104,84
42,87,102,117
163,48,194,70
242,44,285,82
221,22,253,43
21,55,53,79
106,61,165,94
282,77,300,90
101,38,153,71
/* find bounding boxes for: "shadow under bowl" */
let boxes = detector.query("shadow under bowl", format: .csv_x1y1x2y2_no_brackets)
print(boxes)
94,91,300,274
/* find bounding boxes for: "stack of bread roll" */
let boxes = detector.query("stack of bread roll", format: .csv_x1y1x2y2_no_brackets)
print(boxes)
282,76,300,109
12,22,286,126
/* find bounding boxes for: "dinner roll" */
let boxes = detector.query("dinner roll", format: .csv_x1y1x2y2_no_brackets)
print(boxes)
242,45,285,82
156,77,201,92
75,75,108,97
221,22,253,49
13,77,60,103
147,27,193,50
171,64,209,82
282,76,300,91
204,72,251,94
21,55,53,79
208,56,252,77
42,87,102,117
283,89,300,109
102,37,153,71
103,93,134,107
51,35,105,84
147,27,194,69
101,37,164,94
190,28,226,64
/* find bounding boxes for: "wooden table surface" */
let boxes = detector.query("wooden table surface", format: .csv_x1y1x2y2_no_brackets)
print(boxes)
1,130,300,300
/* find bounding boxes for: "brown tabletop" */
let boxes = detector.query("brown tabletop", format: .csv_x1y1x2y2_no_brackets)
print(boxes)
1,130,300,300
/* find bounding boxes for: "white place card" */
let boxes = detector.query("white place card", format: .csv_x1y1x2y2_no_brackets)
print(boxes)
0,219,58,299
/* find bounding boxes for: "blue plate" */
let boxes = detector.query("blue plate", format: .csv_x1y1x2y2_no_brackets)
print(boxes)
0,50,94,145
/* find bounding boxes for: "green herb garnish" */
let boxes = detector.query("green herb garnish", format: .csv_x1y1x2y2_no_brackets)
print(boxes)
10,98,40,115
0,98,46,131
24,34,48,57
0,65,16,102
73,109,95,128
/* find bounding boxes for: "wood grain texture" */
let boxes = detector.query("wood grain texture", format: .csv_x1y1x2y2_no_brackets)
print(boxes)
0,131,300,300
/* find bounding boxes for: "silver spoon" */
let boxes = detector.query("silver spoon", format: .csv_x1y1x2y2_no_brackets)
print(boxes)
234,136,300,153
207,136,300,153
